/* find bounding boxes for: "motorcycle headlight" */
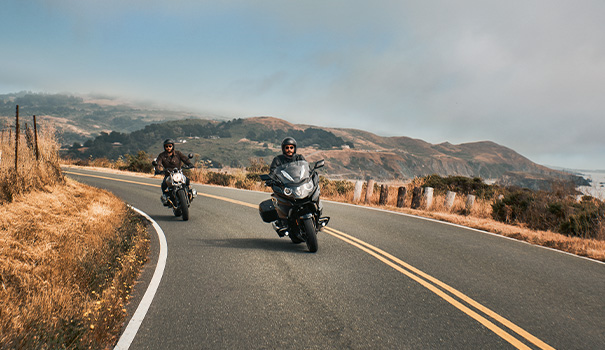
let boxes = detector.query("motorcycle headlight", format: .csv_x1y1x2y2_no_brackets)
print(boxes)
303,181,314,191
284,187,293,196
292,180,314,199
172,173,185,183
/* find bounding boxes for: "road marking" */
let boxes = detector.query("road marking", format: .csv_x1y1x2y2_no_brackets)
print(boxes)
323,227,554,350
65,169,554,349
114,206,167,350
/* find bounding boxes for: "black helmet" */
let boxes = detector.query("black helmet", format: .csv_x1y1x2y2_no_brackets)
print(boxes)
281,137,297,155
163,139,175,147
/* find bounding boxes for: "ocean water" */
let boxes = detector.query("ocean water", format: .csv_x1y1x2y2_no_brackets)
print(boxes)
575,170,605,200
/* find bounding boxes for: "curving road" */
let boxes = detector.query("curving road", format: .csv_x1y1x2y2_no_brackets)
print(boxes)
64,167,605,350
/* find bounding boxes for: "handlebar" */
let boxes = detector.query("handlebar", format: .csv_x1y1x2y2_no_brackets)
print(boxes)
154,165,195,176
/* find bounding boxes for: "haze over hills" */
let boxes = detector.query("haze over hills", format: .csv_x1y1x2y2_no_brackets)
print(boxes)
1,92,586,189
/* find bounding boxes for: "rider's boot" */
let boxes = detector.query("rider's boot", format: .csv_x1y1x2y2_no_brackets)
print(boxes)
161,194,169,206
272,219,288,237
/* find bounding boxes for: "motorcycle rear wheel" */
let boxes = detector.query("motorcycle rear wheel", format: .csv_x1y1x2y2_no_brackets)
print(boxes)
302,217,318,253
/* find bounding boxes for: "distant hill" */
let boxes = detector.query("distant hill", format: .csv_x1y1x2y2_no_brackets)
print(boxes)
1,92,586,189
0,92,214,144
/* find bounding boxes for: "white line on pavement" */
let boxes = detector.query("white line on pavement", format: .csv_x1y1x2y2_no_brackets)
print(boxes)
114,206,168,350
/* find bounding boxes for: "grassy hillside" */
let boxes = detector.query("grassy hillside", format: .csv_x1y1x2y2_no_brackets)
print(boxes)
59,115,586,189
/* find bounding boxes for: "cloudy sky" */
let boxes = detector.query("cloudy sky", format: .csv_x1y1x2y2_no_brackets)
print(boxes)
2,0,604,170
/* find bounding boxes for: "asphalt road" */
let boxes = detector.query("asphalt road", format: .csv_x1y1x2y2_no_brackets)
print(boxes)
64,167,605,350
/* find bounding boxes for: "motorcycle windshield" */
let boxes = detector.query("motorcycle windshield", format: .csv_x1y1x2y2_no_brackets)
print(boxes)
273,160,311,185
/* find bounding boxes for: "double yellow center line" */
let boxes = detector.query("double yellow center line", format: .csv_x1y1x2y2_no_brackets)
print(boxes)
322,227,553,350
64,169,554,349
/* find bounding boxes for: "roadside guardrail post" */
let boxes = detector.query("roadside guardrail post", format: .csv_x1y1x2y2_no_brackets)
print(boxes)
411,187,422,209
365,179,375,204
354,180,363,202
396,187,406,208
424,187,434,209
466,194,476,212
379,184,389,205
445,191,456,210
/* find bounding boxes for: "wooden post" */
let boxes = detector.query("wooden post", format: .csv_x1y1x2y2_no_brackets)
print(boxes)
424,187,434,209
396,187,406,208
353,180,363,202
466,194,476,212
14,105,19,172
33,115,39,161
445,191,456,210
365,179,375,204
411,187,422,209
379,184,389,205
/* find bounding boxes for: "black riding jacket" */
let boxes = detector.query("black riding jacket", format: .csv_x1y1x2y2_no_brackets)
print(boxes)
155,150,192,172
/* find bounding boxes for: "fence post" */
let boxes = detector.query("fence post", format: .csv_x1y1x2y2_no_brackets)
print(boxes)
396,187,406,208
424,187,434,209
353,180,363,202
379,184,389,205
411,187,422,209
14,105,19,172
466,194,476,212
33,115,39,161
445,191,456,210
365,179,375,204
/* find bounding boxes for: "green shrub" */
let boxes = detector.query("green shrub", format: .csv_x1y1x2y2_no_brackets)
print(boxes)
559,199,605,239
422,174,500,199
119,151,153,173
205,172,234,186
492,188,605,239
491,189,535,224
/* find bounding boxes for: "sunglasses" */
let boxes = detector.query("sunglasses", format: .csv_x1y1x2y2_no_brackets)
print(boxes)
284,145,295,150
164,145,173,149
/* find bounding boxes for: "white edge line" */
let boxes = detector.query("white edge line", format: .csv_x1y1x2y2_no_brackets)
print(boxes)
114,206,168,350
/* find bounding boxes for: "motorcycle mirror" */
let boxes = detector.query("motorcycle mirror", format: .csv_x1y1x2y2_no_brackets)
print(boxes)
314,159,325,170
152,159,158,166
188,153,194,159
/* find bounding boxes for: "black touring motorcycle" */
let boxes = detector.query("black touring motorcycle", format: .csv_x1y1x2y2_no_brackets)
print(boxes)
153,155,197,221
259,159,330,252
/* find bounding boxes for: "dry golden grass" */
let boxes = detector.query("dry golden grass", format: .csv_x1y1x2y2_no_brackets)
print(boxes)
2,125,149,348
0,178,149,348
0,126,64,203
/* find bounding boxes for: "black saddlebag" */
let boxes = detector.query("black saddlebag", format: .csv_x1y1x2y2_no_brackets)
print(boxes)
259,199,278,223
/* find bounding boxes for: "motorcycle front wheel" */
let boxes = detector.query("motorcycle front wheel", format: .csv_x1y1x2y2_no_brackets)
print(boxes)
302,217,318,253
177,189,189,221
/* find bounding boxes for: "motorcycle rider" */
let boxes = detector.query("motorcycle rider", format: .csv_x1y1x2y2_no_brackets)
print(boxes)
155,138,194,205
268,137,324,236
269,137,306,174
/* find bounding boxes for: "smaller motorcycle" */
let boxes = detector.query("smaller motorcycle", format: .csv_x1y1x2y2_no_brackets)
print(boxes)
153,156,197,221
259,159,329,252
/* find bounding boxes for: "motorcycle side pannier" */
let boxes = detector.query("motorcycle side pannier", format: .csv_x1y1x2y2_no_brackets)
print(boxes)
259,199,278,223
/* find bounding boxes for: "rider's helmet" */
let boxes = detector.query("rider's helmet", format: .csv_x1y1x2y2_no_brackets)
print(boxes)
163,139,175,147
281,137,297,156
